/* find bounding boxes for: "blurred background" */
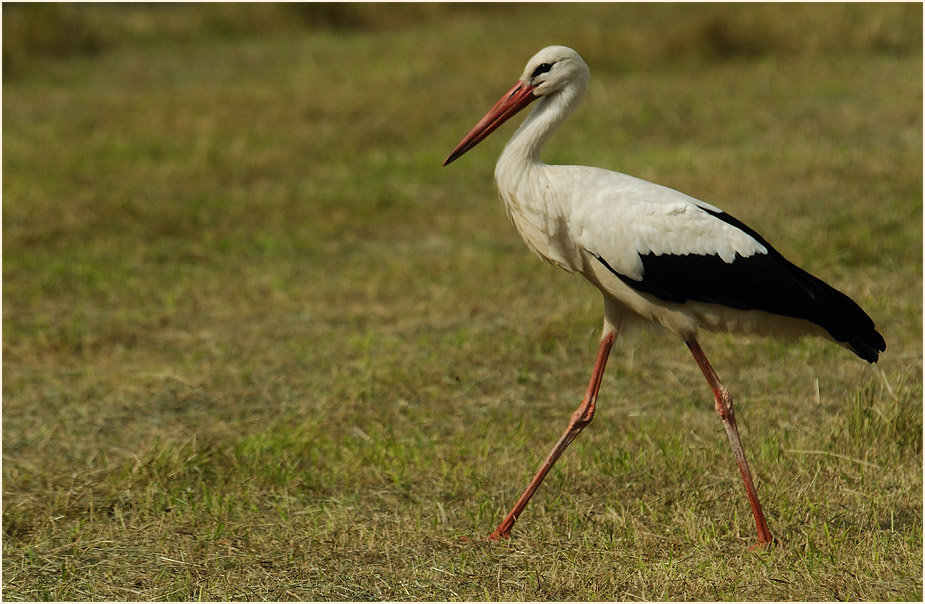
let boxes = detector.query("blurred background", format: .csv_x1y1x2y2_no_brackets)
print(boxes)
4,3,922,600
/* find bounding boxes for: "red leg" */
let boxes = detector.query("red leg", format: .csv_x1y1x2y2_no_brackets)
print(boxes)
686,338,774,547
489,328,616,540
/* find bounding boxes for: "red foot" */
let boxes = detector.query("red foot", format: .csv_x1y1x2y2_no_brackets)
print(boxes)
458,531,508,544
748,535,778,551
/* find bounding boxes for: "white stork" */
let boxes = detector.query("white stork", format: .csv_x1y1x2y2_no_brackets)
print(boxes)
443,45,885,547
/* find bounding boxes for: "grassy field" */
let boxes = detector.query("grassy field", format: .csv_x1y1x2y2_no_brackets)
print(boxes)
3,3,922,601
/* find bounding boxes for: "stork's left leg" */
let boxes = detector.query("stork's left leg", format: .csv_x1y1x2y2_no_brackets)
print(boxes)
686,338,774,547
487,325,616,540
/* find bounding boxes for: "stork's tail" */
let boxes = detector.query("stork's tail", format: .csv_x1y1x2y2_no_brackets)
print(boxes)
791,264,885,363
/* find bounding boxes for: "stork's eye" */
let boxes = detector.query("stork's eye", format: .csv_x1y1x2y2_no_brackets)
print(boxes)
530,62,554,78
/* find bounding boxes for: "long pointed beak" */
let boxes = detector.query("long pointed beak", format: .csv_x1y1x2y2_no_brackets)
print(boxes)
443,81,538,166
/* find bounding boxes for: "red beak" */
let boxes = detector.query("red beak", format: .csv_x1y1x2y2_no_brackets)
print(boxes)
443,81,538,166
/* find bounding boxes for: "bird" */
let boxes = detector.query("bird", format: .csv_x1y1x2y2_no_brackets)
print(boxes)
442,45,885,547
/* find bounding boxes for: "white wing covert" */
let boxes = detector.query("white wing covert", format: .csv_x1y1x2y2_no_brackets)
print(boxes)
568,171,768,281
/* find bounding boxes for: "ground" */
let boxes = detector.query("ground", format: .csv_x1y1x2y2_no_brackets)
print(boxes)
3,4,922,600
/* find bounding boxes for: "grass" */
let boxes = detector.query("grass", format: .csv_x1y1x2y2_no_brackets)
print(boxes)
3,3,922,601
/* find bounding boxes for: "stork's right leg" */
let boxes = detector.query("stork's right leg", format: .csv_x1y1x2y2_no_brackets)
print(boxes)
686,338,773,547
489,326,616,540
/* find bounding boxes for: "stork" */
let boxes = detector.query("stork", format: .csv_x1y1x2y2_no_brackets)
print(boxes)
443,45,885,547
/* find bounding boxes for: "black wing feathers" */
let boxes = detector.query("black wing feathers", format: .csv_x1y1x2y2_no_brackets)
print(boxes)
597,209,886,363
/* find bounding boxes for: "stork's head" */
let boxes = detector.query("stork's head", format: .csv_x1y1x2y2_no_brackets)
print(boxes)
519,45,590,98
443,45,589,166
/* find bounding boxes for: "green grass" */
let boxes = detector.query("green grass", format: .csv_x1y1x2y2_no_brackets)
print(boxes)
3,3,922,600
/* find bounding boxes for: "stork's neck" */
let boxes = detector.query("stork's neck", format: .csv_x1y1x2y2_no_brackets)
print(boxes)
492,81,588,272
497,82,587,176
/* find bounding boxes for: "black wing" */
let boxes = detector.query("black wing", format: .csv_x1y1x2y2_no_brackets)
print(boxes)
595,209,886,363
